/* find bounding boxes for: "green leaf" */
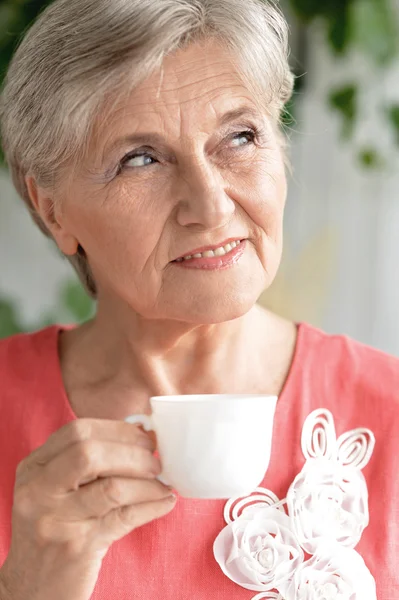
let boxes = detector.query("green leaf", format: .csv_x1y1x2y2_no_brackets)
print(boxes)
386,105,399,145
60,281,95,323
350,0,398,65
358,147,384,169
288,0,352,53
287,0,327,21
0,299,23,338
328,84,358,140
0,5,17,40
327,5,351,54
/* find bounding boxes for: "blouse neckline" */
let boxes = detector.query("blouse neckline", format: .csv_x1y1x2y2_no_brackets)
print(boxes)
47,321,308,423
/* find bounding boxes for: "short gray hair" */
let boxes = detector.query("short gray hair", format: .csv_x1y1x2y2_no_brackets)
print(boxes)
0,0,294,297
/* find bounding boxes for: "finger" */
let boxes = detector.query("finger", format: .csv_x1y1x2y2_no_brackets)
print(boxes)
18,419,154,482
100,494,177,544
138,426,157,449
40,440,162,492
38,420,154,463
66,477,174,519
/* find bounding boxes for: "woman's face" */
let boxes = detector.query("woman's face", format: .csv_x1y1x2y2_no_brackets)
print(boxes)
53,40,287,323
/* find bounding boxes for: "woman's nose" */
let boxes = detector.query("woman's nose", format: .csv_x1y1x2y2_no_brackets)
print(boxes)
175,161,235,230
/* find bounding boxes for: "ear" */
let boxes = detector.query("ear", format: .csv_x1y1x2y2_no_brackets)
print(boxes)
26,175,79,256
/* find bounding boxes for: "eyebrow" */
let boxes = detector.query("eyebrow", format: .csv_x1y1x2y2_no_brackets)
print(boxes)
105,105,262,156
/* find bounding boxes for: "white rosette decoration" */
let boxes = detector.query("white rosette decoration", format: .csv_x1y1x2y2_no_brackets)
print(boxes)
213,409,377,600
287,462,369,554
287,410,375,554
252,594,284,600
285,546,377,600
214,489,303,592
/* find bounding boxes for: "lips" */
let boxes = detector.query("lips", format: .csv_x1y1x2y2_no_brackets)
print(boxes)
173,238,245,262
172,239,247,271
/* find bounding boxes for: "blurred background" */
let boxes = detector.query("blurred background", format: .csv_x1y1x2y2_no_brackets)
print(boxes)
1,0,399,355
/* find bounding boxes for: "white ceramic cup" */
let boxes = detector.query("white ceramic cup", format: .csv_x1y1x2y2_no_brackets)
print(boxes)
125,394,278,499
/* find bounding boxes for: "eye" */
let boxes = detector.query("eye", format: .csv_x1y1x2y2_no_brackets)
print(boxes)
120,151,158,171
117,127,259,175
230,129,257,148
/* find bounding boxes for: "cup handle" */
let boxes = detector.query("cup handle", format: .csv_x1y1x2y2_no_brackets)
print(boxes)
124,414,170,487
124,414,154,432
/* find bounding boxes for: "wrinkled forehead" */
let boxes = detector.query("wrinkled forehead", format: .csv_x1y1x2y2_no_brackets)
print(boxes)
88,40,266,153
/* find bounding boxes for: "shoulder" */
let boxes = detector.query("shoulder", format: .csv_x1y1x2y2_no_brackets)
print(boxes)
296,322,399,408
293,324,399,507
0,326,61,388
300,321,399,362
0,325,58,359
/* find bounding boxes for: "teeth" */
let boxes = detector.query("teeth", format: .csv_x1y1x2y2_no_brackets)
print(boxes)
176,240,243,262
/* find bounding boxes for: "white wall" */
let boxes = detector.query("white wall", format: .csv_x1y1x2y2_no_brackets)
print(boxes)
277,26,399,355
0,171,74,328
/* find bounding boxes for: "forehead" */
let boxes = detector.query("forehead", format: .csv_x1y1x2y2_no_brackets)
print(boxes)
98,40,260,132
133,39,247,103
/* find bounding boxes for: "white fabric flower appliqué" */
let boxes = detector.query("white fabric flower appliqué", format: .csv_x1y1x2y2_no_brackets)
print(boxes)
286,546,377,600
214,500,303,592
287,410,374,554
213,409,376,600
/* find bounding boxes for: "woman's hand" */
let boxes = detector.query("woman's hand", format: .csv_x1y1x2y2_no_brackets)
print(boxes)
0,419,176,600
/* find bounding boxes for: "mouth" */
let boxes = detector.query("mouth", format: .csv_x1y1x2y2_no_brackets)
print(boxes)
173,238,245,263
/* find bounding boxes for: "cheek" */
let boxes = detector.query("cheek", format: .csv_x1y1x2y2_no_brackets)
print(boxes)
238,154,287,238
64,180,168,270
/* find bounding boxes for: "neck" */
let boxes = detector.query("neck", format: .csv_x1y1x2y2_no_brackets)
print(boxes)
95,298,254,390
60,297,296,419
61,298,268,416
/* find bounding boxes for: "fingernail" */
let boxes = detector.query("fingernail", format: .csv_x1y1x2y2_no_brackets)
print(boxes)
167,493,177,502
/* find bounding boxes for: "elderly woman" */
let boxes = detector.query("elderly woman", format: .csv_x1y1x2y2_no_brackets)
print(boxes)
0,0,398,598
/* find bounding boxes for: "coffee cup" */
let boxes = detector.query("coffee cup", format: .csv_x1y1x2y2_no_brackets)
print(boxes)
125,394,277,499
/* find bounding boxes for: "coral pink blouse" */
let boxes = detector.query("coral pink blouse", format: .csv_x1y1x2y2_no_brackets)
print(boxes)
0,324,398,599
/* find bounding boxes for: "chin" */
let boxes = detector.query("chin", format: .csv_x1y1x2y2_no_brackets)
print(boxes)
149,267,271,324
164,287,263,325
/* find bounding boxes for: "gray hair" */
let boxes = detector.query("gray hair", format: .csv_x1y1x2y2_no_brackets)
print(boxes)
0,0,294,297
